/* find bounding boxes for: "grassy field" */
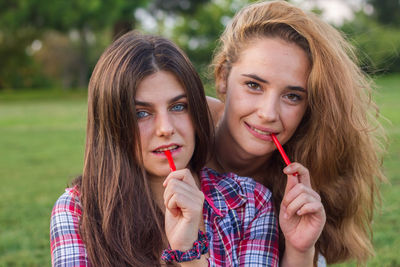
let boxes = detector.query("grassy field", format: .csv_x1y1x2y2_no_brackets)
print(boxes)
0,75,399,266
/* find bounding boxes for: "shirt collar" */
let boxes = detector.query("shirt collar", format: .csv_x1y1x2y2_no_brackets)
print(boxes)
200,167,248,217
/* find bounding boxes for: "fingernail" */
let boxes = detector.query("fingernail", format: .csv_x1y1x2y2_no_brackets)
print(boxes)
284,212,288,219
297,210,302,216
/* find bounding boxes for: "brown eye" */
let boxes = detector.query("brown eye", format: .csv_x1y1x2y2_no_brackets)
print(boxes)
246,81,261,91
284,93,303,102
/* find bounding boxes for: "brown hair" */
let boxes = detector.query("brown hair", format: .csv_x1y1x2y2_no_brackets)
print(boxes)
76,31,211,266
213,1,386,265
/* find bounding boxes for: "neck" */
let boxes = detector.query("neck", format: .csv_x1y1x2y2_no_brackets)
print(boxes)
210,122,271,181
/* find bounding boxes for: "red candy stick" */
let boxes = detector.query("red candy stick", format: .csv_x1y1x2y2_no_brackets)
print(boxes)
270,133,291,166
164,150,176,172
271,133,298,176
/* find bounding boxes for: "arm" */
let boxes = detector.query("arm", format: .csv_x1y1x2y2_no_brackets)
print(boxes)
279,163,326,267
238,183,280,267
50,191,89,267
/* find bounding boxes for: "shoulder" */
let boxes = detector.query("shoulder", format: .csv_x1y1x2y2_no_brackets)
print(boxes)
50,186,88,265
50,186,82,233
206,96,224,127
51,186,82,218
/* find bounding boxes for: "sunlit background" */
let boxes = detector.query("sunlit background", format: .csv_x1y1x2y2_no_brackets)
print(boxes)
0,0,399,266
1,0,399,90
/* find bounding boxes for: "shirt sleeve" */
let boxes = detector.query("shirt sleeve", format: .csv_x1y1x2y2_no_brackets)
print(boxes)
238,182,279,266
50,190,90,267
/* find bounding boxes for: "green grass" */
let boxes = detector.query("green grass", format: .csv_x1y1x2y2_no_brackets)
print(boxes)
332,74,400,267
0,89,87,266
0,74,399,266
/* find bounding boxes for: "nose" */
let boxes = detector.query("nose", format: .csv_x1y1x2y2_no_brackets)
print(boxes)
257,92,279,122
155,112,175,137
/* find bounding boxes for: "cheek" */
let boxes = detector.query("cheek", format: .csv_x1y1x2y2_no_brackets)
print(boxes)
138,122,152,151
282,104,307,130
184,119,196,145
225,86,252,115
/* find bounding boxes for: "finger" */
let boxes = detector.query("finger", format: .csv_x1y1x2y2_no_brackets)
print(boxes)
284,174,299,197
163,169,197,188
285,192,320,218
282,183,321,207
163,179,203,207
296,202,325,219
163,169,184,187
279,201,288,220
166,195,181,217
284,162,312,188
166,193,203,218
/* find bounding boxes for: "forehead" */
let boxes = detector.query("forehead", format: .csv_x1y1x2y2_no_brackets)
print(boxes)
233,37,310,86
135,71,185,100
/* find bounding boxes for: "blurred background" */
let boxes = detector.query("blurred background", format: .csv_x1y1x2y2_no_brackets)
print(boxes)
0,0,399,266
1,0,400,90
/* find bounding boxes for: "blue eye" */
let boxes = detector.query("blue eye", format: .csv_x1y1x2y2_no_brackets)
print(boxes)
136,110,149,119
171,103,186,112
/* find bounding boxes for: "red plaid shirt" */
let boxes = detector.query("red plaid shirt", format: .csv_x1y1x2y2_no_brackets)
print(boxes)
50,167,279,266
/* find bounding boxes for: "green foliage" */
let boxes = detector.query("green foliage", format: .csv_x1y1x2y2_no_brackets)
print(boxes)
0,0,146,31
170,0,257,84
152,0,211,14
367,0,400,26
1,0,400,89
0,0,147,89
0,27,56,89
341,11,400,74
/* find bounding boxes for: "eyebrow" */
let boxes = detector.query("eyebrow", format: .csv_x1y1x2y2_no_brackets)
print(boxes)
135,94,187,107
242,73,307,93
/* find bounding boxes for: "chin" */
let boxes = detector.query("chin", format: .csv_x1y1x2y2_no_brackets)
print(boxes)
244,145,273,158
147,169,170,178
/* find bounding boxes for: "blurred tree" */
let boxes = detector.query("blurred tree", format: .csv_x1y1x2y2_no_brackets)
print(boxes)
341,10,400,73
168,0,257,86
152,0,210,14
367,0,400,26
0,0,147,89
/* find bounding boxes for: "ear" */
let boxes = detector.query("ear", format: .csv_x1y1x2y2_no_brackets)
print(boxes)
216,78,227,95
216,68,228,100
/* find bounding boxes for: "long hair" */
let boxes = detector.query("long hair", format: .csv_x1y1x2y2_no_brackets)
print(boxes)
76,31,212,266
212,1,386,265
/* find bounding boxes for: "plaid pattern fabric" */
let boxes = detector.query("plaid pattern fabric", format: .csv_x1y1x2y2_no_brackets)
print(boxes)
50,167,279,266
201,167,279,266
161,230,209,262
50,187,90,267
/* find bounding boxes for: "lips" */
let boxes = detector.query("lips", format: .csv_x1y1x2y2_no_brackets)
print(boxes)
250,125,270,135
153,144,180,154
245,122,277,141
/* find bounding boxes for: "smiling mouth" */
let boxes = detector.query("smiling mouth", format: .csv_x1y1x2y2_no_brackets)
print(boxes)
248,124,271,136
153,145,180,154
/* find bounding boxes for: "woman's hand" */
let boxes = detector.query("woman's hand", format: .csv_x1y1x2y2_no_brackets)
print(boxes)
163,169,204,251
279,162,326,262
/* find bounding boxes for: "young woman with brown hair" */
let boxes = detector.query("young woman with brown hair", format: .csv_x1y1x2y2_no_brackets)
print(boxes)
207,1,386,266
50,32,280,266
